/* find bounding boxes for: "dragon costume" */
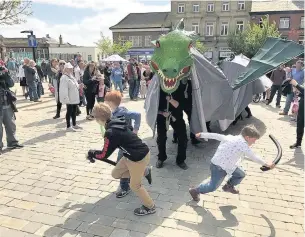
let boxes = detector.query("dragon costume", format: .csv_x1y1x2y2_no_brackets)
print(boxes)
145,19,304,169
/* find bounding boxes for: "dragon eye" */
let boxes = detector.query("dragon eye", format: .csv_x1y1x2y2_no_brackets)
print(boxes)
188,42,192,49
156,40,160,48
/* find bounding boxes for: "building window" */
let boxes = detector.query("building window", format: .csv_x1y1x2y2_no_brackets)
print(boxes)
206,22,214,36
238,1,245,10
301,17,304,29
236,21,244,32
192,23,200,34
88,55,92,61
193,4,199,12
207,3,214,12
178,3,185,13
222,2,229,11
299,36,304,45
145,35,152,47
221,22,229,36
129,36,142,47
279,17,290,29
118,35,127,44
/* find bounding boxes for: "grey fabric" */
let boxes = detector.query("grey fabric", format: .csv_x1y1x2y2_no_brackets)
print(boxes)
0,107,18,149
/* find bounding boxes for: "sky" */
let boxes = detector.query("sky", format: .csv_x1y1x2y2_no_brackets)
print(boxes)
1,0,170,46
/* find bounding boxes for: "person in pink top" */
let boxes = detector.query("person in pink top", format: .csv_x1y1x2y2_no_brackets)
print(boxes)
97,74,109,102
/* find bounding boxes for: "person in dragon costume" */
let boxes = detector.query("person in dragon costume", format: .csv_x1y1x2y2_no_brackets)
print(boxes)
145,19,304,171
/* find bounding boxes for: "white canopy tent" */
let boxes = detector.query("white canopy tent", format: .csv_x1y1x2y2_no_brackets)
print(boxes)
102,54,127,62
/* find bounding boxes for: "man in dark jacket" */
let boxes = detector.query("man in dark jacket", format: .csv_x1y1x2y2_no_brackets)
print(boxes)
289,79,304,149
267,65,286,108
0,65,23,154
40,60,48,82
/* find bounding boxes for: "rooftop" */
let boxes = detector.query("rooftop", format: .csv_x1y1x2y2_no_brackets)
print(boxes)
109,12,171,29
251,0,304,12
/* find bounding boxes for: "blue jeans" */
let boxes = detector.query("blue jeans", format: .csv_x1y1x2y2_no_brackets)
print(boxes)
197,163,245,194
114,81,123,93
283,92,294,114
28,81,38,101
134,80,140,98
117,149,150,191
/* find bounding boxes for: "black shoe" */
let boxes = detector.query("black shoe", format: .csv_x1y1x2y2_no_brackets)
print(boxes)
156,160,164,169
177,162,188,170
134,205,156,216
7,144,24,149
191,138,201,145
145,166,152,184
116,188,131,198
290,143,301,149
53,115,60,119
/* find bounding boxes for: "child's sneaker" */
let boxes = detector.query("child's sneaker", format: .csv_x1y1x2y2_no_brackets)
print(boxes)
73,125,82,130
222,184,239,194
189,187,200,202
66,127,76,132
116,188,131,198
134,205,156,216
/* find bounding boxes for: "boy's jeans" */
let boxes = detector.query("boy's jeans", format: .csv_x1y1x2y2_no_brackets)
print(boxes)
114,81,123,93
117,149,150,191
283,92,294,114
197,163,245,194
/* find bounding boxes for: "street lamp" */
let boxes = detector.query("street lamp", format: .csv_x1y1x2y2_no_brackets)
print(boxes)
20,30,36,62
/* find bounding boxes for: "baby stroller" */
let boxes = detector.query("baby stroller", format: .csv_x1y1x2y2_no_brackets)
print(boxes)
253,93,262,103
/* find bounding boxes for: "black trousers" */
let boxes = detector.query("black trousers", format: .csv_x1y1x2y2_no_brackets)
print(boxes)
66,104,77,128
55,101,62,117
296,99,304,145
85,91,96,116
157,113,187,164
268,85,282,106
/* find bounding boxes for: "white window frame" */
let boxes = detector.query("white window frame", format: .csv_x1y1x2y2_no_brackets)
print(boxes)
206,22,214,36
207,3,214,12
236,20,244,32
301,17,304,29
220,22,229,36
145,35,151,47
193,4,200,12
192,23,200,34
129,36,142,47
238,1,245,10
279,17,290,29
299,36,304,45
178,3,185,13
119,35,127,44
222,2,229,11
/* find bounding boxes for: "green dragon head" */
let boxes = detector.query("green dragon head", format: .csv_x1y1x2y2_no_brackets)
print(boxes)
150,19,197,94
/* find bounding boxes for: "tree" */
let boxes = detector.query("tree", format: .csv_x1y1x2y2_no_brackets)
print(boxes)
112,36,132,56
95,33,113,58
194,40,205,53
0,0,32,25
227,17,281,58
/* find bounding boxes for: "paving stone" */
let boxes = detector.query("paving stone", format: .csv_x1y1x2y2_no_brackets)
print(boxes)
22,222,43,233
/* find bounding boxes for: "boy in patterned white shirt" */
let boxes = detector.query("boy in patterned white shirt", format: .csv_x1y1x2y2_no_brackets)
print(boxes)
189,125,275,201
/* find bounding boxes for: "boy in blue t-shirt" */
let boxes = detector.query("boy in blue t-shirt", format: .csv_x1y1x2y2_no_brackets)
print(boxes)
104,91,152,198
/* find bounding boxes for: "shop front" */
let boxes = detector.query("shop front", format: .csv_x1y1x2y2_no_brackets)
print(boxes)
127,48,154,62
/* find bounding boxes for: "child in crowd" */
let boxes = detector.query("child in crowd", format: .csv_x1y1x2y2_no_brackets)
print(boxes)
87,103,156,216
189,125,275,201
104,91,152,198
140,78,147,99
97,74,108,103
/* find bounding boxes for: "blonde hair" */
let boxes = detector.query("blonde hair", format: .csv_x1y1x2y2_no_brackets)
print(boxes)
92,103,112,122
241,125,260,139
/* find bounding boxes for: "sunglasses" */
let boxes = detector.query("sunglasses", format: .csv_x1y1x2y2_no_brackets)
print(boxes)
59,63,65,65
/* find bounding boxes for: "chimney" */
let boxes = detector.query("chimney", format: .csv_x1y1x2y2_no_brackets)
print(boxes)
46,34,50,38
59,35,63,45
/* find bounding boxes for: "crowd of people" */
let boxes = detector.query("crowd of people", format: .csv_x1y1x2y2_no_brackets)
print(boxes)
0,54,303,217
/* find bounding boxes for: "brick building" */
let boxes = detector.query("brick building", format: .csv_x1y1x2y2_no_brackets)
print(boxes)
250,0,304,44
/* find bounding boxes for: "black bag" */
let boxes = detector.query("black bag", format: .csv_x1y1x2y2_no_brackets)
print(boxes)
282,80,293,96
5,90,18,112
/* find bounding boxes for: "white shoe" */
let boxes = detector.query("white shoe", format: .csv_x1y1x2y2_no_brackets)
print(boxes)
73,125,82,129
66,127,76,132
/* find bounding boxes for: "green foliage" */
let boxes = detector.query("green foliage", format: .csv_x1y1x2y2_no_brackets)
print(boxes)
96,33,132,57
227,17,281,58
0,0,32,25
195,40,205,53
112,36,132,56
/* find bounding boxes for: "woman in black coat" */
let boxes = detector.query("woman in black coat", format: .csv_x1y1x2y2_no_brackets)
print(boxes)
289,79,304,149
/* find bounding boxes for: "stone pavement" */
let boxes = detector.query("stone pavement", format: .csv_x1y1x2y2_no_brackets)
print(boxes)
0,85,303,237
